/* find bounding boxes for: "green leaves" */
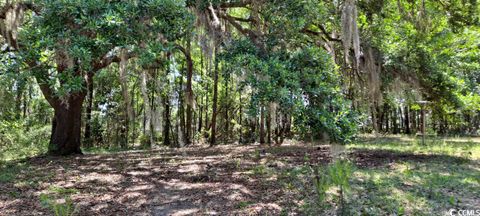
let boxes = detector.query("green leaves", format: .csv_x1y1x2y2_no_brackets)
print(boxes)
222,38,357,143
13,0,193,98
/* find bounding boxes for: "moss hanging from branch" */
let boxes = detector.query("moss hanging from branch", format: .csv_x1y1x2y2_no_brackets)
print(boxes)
0,1,25,50
341,0,361,67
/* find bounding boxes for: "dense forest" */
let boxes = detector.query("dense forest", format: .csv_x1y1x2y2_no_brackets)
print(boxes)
0,0,479,215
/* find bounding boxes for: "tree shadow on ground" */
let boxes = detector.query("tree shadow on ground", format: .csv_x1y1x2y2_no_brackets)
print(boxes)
348,148,479,214
0,145,331,215
1,144,477,215
349,148,472,168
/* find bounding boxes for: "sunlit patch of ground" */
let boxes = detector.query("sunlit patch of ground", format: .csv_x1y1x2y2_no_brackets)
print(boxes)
0,135,478,215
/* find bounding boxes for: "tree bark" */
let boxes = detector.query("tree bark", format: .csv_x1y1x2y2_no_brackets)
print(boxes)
266,105,272,145
184,41,194,146
163,92,171,146
371,102,378,134
225,77,230,142
15,80,23,120
84,75,94,147
404,106,411,134
385,104,390,132
393,107,399,134
178,71,186,147
411,109,417,134
175,43,194,146
259,105,265,144
210,48,219,146
119,49,133,147
140,69,154,147
48,93,85,155
204,57,210,135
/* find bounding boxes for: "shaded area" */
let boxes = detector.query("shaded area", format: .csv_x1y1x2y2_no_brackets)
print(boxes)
350,149,471,168
0,145,331,215
0,142,478,215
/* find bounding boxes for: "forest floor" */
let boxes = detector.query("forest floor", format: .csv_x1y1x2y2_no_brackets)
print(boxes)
0,136,479,215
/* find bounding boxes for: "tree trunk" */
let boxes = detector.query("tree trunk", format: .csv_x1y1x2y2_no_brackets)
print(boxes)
163,93,171,146
371,102,379,135
48,93,85,155
411,109,417,134
404,106,411,134
15,82,23,120
140,69,154,147
210,48,219,146
204,58,210,135
393,107,399,134
198,103,203,133
84,75,94,147
178,72,186,147
259,105,265,144
225,78,230,142
285,113,292,138
266,105,272,145
182,41,194,146
239,91,243,143
198,52,204,134
385,104,390,132
119,49,133,147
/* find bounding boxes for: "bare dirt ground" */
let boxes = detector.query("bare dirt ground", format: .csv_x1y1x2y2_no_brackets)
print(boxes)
1,142,478,215
0,144,332,215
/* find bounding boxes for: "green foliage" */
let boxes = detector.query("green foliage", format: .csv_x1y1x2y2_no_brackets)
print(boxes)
0,120,50,162
236,201,254,209
0,162,29,183
251,164,269,176
345,137,479,215
16,0,193,99
312,160,354,212
327,160,353,193
290,47,358,143
313,169,329,205
222,39,358,144
39,186,79,216
39,194,76,216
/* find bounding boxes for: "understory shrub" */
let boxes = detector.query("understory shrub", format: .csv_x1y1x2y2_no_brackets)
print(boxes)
0,120,50,161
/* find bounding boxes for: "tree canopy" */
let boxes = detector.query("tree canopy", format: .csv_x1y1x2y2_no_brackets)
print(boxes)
0,0,478,155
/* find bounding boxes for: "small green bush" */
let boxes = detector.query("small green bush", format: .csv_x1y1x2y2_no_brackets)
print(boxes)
39,186,78,216
312,159,354,215
0,120,50,162
39,194,76,216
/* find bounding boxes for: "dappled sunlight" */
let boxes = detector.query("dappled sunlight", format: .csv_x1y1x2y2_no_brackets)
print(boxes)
0,144,331,214
1,141,478,215
81,172,123,185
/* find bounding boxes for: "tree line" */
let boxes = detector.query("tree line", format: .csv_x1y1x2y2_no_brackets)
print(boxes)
0,0,478,156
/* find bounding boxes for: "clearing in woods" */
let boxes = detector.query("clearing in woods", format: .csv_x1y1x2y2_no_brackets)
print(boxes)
0,136,479,215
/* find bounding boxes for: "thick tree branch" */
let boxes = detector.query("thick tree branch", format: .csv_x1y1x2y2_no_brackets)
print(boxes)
28,61,61,109
228,15,255,23
302,24,342,42
92,49,135,72
219,0,252,8
0,2,37,19
37,79,60,109
220,13,260,41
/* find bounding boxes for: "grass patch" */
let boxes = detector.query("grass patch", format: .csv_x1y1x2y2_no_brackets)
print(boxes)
237,201,255,209
347,159,479,215
286,135,480,215
39,186,79,216
350,135,480,159
0,121,50,162
0,162,29,183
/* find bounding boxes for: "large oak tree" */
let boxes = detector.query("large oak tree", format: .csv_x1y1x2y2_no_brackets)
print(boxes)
0,0,192,155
